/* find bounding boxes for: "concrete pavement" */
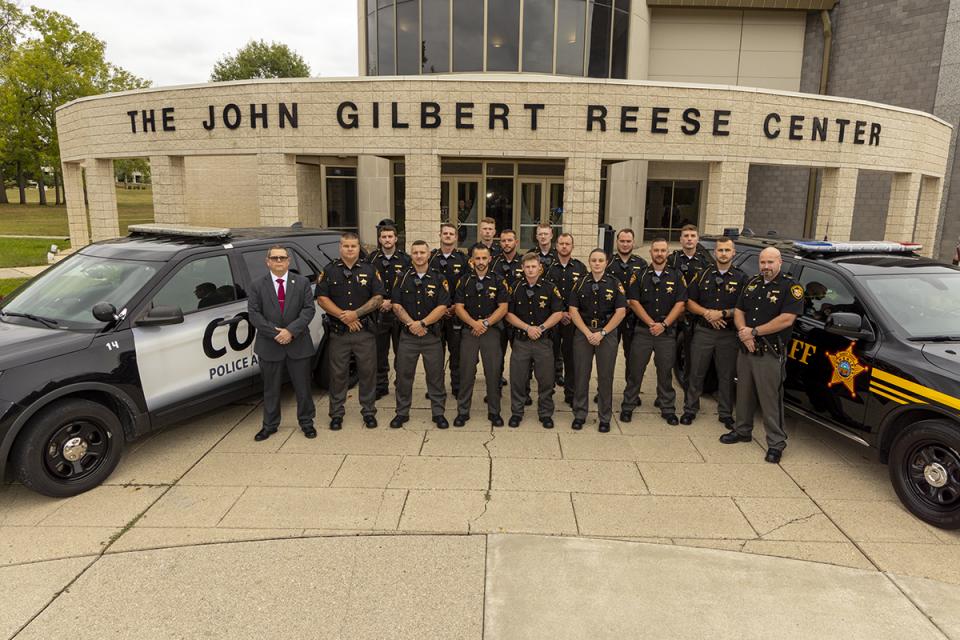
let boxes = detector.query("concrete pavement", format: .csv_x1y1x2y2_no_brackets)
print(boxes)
2,361,960,638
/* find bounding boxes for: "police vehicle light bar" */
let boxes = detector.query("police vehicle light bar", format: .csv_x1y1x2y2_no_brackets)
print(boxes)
129,223,232,238
792,240,922,254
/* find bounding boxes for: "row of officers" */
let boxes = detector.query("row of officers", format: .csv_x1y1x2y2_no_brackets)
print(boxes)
309,219,803,464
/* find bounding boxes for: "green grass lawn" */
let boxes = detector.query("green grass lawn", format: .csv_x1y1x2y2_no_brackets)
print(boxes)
0,277,29,298
0,237,72,267
1,186,154,236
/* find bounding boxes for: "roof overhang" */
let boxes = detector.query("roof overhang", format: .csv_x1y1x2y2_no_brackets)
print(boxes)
647,0,837,10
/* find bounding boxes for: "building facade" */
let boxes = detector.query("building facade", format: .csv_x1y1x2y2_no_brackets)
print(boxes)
56,0,958,259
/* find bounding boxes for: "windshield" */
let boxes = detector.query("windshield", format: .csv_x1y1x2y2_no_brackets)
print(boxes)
861,271,960,339
0,254,158,330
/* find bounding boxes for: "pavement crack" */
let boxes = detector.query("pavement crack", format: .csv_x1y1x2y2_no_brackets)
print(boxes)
468,429,496,534
758,512,819,539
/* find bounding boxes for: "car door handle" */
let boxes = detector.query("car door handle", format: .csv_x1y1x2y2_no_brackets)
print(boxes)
796,319,816,333
215,316,243,328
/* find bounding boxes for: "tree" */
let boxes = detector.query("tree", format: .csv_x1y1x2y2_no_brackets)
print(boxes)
210,40,311,81
0,1,25,204
0,6,149,205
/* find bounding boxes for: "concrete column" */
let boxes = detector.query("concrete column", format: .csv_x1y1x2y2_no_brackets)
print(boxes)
61,161,90,248
563,156,603,262
884,172,922,243
403,153,442,244
83,159,119,242
815,167,859,241
257,153,299,227
627,2,651,80
702,161,748,236
606,160,648,236
915,176,944,257
296,162,324,228
150,155,188,225
357,155,393,246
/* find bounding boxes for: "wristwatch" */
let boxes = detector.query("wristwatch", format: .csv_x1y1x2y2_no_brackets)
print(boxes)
660,321,668,329
539,324,546,332
420,320,427,329
600,329,607,337
482,319,489,328
751,327,759,337
720,309,727,319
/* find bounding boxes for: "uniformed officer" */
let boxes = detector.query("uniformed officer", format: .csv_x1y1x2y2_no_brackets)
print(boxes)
721,247,803,463
392,240,451,429
546,232,587,404
529,222,558,273
478,217,502,259
453,244,510,427
491,228,524,388
429,223,469,397
681,236,745,427
668,224,712,390
606,228,648,409
568,248,627,432
621,238,687,425
316,232,385,430
367,223,412,400
505,252,565,428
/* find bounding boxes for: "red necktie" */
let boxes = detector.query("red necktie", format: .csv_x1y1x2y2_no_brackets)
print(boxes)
276,278,285,313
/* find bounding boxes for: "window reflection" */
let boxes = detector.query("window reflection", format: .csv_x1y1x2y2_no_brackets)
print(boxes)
453,0,483,71
587,0,611,78
422,0,450,73
523,0,555,73
378,1,396,75
396,0,420,74
556,0,586,76
487,0,521,71
366,0,378,75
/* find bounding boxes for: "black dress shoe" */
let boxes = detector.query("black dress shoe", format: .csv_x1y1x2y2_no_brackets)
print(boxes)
598,422,610,433
663,414,679,426
434,415,449,429
363,415,378,429
719,432,752,444
679,413,695,426
571,419,584,431
500,377,507,387
454,414,469,427
765,448,783,464
556,374,565,387
525,397,533,406
541,417,554,429
329,417,343,431
619,409,632,423
390,415,408,429
254,427,277,441
489,414,504,427
719,416,735,430
508,415,522,428
376,388,389,400
593,393,599,403
302,426,317,438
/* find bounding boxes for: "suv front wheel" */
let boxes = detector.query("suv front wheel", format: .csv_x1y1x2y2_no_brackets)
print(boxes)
889,419,960,530
11,399,126,498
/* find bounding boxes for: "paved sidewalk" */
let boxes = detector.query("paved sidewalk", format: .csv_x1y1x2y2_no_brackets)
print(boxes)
0,266,48,280
2,362,959,638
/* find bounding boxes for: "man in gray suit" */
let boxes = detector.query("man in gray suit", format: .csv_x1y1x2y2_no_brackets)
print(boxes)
247,244,317,441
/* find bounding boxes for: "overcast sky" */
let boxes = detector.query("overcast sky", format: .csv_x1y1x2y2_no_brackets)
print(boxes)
30,0,360,87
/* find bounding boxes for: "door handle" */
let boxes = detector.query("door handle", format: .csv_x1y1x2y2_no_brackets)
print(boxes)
215,316,243,328
796,319,815,333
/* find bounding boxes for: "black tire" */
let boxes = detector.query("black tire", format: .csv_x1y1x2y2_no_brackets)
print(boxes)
889,419,960,530
10,399,126,498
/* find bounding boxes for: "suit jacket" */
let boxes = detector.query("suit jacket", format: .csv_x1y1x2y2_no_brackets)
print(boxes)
247,273,316,361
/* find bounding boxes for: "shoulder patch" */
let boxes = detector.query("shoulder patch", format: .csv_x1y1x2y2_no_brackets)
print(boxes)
618,283,625,295
791,284,804,300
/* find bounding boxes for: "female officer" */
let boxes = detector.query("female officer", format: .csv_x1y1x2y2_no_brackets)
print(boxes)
568,248,627,432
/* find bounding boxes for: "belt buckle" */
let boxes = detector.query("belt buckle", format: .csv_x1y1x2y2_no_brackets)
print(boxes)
589,319,599,329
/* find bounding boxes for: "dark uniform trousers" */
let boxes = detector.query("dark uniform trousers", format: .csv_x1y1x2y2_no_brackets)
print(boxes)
622,329,676,414
683,325,738,419
440,317,462,393
328,328,378,418
396,332,446,418
510,335,555,418
572,330,619,423
458,328,503,416
260,357,315,429
733,350,788,451
375,314,402,391
556,322,577,399
619,320,638,405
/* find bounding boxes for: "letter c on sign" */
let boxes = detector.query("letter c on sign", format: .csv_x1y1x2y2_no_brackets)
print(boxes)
203,313,257,359
763,113,781,139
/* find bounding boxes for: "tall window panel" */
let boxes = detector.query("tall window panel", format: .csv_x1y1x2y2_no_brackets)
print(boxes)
422,0,450,73
453,0,484,72
396,0,420,74
586,0,611,78
366,0,378,75
610,0,630,78
377,0,396,75
556,0,585,76
487,0,521,71
522,0,555,73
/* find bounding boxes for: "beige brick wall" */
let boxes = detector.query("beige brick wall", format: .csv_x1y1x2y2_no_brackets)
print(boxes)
815,166,859,241
296,163,323,228
150,155,187,225
884,172,922,242
62,161,89,246
183,155,258,227
83,158,118,241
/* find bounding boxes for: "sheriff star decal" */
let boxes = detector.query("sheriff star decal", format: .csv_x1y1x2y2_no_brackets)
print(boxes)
826,342,869,397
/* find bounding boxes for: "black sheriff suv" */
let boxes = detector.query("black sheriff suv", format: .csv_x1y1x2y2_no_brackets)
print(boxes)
699,235,960,529
0,224,342,498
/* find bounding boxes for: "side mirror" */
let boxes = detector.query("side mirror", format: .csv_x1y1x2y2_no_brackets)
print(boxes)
136,306,184,327
92,302,118,322
825,312,875,341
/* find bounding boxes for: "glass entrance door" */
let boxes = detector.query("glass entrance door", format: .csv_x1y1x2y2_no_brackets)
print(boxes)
441,179,481,245
644,180,701,241
519,180,564,248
